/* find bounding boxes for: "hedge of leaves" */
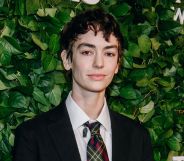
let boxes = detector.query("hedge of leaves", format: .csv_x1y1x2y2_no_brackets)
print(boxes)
0,0,184,161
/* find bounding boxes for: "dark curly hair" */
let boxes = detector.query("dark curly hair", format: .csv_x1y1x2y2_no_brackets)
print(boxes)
60,9,124,61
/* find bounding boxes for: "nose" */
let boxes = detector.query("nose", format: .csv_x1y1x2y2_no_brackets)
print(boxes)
93,52,104,69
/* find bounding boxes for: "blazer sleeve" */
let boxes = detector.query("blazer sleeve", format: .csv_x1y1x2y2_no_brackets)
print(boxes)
12,123,38,161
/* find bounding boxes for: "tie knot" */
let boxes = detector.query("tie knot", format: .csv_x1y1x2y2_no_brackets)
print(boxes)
84,121,101,135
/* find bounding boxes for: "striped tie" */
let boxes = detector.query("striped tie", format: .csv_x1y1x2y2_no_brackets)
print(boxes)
84,122,109,161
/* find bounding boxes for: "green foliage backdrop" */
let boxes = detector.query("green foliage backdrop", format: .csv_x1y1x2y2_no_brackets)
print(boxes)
0,0,184,160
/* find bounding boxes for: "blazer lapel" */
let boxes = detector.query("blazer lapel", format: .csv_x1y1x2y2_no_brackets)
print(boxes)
48,103,81,161
110,111,130,161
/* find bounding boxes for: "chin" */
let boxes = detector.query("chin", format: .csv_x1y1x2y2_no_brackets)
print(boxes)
85,84,109,93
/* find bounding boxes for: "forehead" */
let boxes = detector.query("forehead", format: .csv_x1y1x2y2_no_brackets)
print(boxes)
73,30,119,48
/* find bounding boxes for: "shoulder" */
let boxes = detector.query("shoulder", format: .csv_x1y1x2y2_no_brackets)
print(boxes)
110,111,154,160
16,102,67,134
110,110,149,135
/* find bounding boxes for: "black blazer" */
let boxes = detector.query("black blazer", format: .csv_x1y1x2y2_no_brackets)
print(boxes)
12,102,154,161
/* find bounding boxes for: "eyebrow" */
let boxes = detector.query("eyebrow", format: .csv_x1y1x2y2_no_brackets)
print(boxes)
104,45,118,50
77,43,118,50
77,43,95,49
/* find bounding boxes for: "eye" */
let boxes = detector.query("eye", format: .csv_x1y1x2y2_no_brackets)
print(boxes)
105,52,116,57
80,50,93,56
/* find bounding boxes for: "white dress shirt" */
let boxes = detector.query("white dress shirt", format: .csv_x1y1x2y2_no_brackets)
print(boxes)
65,92,112,161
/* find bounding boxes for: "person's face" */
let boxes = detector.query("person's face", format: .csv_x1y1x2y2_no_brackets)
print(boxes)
61,30,119,94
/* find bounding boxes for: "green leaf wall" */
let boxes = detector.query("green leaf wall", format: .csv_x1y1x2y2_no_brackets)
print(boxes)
0,0,183,160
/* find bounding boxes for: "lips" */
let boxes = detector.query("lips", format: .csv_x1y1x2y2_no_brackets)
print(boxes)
88,74,106,81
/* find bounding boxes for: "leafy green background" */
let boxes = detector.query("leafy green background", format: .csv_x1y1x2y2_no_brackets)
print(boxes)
0,0,184,160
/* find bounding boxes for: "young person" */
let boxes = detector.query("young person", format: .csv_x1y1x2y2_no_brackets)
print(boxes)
13,9,154,161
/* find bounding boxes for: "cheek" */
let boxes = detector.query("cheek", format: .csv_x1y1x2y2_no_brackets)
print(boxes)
72,61,88,72
71,60,88,76
107,62,119,74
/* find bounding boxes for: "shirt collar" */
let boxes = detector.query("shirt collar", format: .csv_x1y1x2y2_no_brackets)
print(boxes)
96,98,111,132
65,91,111,132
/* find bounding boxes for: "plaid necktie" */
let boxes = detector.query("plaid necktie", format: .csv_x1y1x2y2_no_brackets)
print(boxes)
84,121,109,161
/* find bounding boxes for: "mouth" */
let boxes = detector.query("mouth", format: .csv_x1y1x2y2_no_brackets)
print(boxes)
87,74,106,81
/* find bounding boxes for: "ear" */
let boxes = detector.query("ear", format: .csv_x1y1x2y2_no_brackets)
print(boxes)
115,63,119,74
61,50,72,70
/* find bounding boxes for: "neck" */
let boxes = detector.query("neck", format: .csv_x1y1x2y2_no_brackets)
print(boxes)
71,90,105,120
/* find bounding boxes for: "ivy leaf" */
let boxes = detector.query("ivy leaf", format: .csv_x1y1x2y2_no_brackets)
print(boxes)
156,77,175,90
0,121,4,132
0,80,10,90
161,129,173,139
41,52,57,72
110,100,125,113
51,72,66,84
0,51,11,66
37,8,57,17
15,0,25,15
138,109,155,123
127,42,140,58
151,115,163,126
26,0,40,15
0,36,22,54
150,38,161,50
133,63,147,69
149,128,158,143
158,20,181,31
0,106,14,119
130,68,154,81
138,35,151,53
1,20,15,37
137,0,152,8
8,133,14,146
16,72,31,86
136,78,149,87
9,92,28,108
140,101,154,113
49,34,60,54
33,87,49,106
167,135,181,151
57,10,72,23
110,3,131,17
46,85,62,106
151,115,166,135
37,103,50,112
156,5,174,20
167,151,179,161
144,10,157,25
120,86,141,99
153,149,161,161
163,66,176,77
0,68,17,80
31,34,48,50
18,17,38,31
0,44,11,66
123,51,133,69
109,85,120,96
